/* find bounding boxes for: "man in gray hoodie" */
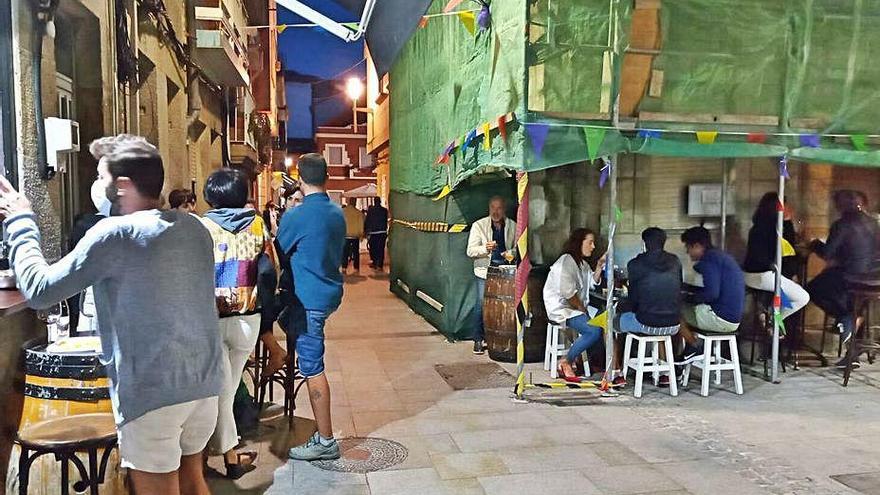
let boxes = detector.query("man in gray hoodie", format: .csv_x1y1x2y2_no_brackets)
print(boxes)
0,135,223,495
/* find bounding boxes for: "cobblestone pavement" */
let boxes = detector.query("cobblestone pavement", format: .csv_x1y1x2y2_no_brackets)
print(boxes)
207,269,880,495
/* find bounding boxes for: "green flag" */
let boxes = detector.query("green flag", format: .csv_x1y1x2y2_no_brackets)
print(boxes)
773,311,787,337
583,127,607,161
614,205,623,223
851,134,869,152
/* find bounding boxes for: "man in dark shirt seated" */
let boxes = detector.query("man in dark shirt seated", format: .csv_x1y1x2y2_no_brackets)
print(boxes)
679,226,745,363
613,227,682,386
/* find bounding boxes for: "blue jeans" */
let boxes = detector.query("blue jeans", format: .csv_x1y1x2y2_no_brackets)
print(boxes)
566,314,603,362
473,277,486,342
617,312,680,336
291,308,331,378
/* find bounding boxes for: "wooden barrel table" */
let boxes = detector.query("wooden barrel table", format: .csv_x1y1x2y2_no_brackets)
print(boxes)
483,266,545,363
5,338,127,494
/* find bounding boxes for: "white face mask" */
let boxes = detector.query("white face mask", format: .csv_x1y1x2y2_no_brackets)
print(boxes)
91,180,112,217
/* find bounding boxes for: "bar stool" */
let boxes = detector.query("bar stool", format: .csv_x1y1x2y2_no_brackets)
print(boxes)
15,413,118,495
620,333,678,398
682,332,744,396
543,320,589,379
258,347,307,422
842,279,880,386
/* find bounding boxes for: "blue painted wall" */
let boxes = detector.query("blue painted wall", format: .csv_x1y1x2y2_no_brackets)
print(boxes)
278,0,366,139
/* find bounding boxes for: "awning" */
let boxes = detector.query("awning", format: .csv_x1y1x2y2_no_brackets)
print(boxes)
334,0,432,76
343,182,378,198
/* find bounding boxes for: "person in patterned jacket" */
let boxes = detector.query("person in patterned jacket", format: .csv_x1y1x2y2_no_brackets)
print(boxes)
200,168,280,479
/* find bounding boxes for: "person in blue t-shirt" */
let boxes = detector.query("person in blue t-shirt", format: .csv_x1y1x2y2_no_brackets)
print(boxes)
276,153,346,461
679,226,745,363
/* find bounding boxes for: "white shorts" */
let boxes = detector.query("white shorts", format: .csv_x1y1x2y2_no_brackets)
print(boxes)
118,396,219,473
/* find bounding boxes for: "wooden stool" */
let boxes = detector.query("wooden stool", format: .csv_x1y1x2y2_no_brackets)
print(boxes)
682,333,744,396
15,413,118,495
258,347,307,422
620,333,677,398
843,284,880,386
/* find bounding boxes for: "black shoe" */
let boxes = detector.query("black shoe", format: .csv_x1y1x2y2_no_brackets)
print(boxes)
680,343,704,365
473,340,485,355
836,357,860,369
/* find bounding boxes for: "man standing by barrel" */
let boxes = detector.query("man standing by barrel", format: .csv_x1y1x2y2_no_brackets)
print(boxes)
466,196,517,355
0,135,224,495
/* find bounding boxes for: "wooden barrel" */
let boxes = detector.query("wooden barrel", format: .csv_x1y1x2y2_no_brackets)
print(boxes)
483,266,546,363
5,338,127,494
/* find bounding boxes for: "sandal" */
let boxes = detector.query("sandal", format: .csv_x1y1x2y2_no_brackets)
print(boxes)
224,451,258,480
556,363,581,383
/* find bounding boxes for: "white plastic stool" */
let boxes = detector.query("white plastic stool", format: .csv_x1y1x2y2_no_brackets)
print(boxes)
544,321,589,379
620,333,678,398
682,333,744,396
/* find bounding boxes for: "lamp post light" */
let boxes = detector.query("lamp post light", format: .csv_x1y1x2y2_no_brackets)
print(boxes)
346,77,364,133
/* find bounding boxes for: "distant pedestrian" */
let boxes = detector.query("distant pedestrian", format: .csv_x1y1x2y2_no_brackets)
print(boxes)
341,198,364,271
364,198,388,269
0,134,224,494
277,153,345,461
168,188,196,214
200,168,284,479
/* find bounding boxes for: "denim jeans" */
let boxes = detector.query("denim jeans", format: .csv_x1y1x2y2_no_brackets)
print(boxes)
565,314,603,362
473,276,486,342
291,308,331,378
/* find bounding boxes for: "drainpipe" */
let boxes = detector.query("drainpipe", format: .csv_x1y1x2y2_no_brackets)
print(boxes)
185,1,200,181
30,0,59,180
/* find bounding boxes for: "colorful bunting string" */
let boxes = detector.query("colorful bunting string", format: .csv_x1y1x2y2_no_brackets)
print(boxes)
482,122,491,150
747,132,767,144
779,155,790,179
458,11,476,35
525,124,550,159
498,115,508,143
477,4,491,31
598,158,611,189
800,134,820,148
851,134,868,152
637,129,662,139
443,0,466,12
584,127,607,161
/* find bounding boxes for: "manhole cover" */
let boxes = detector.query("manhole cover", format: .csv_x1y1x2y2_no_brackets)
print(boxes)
435,362,514,390
311,437,408,473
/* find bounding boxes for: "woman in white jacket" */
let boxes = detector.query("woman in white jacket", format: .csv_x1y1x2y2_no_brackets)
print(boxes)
543,228,605,381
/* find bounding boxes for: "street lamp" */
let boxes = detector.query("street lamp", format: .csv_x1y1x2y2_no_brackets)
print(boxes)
347,77,364,133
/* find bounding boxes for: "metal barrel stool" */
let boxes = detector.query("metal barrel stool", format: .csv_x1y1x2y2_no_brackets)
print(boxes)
15,413,118,495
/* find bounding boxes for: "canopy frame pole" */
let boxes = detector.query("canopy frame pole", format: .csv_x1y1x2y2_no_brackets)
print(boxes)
720,159,731,250
772,167,785,383
604,155,618,380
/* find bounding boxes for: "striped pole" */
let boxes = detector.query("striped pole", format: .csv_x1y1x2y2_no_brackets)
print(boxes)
514,172,531,398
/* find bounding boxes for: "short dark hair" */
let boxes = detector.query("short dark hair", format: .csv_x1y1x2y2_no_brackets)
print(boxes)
642,227,667,252
681,226,712,249
203,168,249,209
168,189,195,209
99,139,165,199
298,153,328,186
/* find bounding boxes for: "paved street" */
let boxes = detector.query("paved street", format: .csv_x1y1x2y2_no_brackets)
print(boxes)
208,268,880,495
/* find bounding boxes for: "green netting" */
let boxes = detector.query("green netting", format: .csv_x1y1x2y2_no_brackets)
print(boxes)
389,0,527,196
389,179,516,339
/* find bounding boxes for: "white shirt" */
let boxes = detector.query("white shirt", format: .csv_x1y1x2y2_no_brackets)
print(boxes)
466,216,518,279
543,253,598,324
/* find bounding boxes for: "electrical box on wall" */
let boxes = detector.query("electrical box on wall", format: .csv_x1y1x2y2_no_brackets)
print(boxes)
44,117,79,173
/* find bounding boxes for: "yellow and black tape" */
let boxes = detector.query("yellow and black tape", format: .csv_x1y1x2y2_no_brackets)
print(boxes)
392,219,469,233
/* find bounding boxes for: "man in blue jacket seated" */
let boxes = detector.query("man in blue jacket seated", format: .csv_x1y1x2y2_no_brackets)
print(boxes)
679,226,745,363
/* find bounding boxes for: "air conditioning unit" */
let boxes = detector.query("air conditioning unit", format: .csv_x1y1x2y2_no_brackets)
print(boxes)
44,117,80,173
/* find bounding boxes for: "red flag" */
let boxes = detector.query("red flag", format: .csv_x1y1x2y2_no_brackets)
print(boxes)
497,115,508,143
747,132,767,144
443,0,465,13
418,16,428,28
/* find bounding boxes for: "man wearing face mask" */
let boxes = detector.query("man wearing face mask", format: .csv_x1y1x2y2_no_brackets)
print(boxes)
0,134,224,495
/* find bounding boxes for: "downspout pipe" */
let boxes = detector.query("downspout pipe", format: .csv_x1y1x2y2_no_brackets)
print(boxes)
31,0,59,180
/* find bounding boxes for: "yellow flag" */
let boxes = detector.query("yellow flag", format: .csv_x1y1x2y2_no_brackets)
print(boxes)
588,311,609,331
696,131,718,144
434,184,452,201
276,24,288,34
781,238,796,257
458,11,476,35
482,122,491,150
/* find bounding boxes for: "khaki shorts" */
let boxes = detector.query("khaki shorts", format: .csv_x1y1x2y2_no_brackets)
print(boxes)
118,396,219,473
682,304,739,333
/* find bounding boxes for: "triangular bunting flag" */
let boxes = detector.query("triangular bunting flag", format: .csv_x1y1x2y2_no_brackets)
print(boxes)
497,115,508,143
460,134,468,156
799,134,820,148
614,205,623,223
780,290,793,309
851,134,869,152
342,22,359,31
418,16,428,29
526,124,550,159
584,127,606,161
779,155,790,179
458,12,476,35
747,132,767,144
276,24,288,34
482,122,491,150
637,129,661,139
588,311,609,331
465,129,477,149
434,185,452,201
598,158,611,189
696,131,718,144
443,0,466,13
781,238,796,257
773,310,787,337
